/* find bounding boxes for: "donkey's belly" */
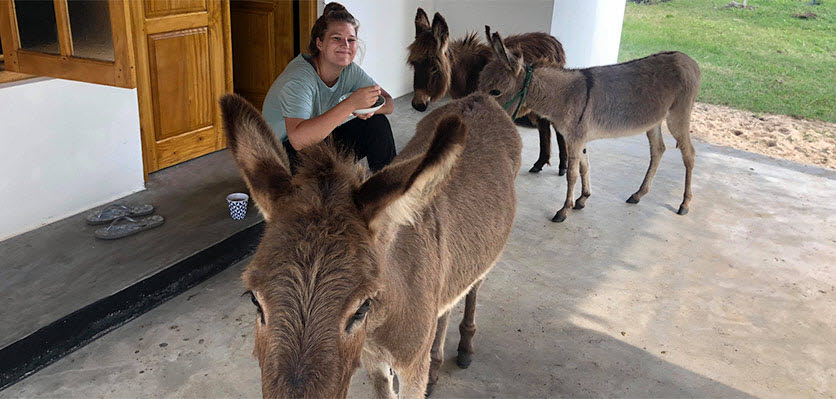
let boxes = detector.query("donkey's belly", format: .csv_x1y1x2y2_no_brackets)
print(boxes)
591,120,662,140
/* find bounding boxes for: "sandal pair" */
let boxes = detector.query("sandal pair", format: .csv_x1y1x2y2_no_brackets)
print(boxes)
87,204,164,240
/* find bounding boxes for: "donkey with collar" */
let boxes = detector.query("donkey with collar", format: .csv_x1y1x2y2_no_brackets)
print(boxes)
479,29,701,223
220,91,521,398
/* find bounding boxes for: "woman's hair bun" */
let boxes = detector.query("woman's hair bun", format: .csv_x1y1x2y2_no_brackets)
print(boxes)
323,2,348,15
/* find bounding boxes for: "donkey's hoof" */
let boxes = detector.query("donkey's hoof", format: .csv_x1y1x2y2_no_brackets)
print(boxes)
626,195,640,204
558,167,567,176
551,212,566,223
573,202,585,210
677,206,689,215
529,164,543,173
456,353,473,369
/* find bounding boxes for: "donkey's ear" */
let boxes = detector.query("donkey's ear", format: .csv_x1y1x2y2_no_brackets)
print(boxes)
355,115,467,233
431,12,449,46
489,31,518,71
485,25,492,44
415,8,430,35
219,94,293,222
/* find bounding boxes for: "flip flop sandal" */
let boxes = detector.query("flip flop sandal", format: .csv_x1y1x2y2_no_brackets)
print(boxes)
85,203,154,225
94,215,165,240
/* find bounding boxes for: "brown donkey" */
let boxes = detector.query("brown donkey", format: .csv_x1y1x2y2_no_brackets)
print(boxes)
407,8,569,175
219,92,521,398
479,30,700,223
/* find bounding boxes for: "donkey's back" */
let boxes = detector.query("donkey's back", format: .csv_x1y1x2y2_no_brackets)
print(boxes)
504,32,566,67
586,51,701,135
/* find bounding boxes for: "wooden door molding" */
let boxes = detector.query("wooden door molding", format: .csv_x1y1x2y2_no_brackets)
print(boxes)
131,0,231,178
298,0,317,55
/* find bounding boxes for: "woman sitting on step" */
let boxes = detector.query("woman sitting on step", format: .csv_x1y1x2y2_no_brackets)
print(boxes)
262,2,396,172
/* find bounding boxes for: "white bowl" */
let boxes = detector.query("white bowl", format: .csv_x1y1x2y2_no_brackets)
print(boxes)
339,93,385,115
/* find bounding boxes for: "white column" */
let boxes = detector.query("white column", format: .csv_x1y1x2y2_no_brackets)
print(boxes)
550,0,626,68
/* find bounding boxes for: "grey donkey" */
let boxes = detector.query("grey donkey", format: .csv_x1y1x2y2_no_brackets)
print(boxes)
479,29,701,223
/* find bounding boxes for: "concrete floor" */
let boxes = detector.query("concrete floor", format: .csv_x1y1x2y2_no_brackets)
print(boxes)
2,95,834,398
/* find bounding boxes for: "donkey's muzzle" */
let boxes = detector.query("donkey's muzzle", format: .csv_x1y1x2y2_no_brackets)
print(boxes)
412,101,428,112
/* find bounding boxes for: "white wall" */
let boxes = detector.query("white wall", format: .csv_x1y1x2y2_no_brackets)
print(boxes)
433,0,554,39
551,0,626,68
0,78,144,240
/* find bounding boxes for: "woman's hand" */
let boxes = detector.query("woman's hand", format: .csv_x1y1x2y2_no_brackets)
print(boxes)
346,85,381,110
353,111,375,120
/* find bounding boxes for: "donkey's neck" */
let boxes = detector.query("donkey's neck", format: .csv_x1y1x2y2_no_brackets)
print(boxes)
448,36,492,99
525,67,586,129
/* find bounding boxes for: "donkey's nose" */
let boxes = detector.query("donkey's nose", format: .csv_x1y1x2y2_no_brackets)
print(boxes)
412,102,428,112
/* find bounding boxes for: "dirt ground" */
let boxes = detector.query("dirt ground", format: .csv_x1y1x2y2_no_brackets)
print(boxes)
689,102,835,170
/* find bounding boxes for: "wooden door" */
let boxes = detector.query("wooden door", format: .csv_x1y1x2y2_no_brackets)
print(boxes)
130,0,232,176
230,0,293,110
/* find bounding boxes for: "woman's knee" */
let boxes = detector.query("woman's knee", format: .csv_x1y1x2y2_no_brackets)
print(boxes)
365,114,392,132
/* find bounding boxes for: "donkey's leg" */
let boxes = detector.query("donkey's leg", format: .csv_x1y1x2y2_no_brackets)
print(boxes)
530,117,552,173
399,350,432,399
627,124,666,204
667,109,696,215
573,148,592,209
361,350,397,399
426,311,450,397
457,280,482,368
552,140,584,222
554,124,568,176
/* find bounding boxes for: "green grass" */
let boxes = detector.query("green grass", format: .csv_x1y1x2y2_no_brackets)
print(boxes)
618,0,835,122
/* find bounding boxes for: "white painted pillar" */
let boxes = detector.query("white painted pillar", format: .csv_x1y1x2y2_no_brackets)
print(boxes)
550,0,626,68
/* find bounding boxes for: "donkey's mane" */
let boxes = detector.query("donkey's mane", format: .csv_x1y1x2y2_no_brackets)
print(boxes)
290,143,367,210
449,31,490,59
455,31,482,51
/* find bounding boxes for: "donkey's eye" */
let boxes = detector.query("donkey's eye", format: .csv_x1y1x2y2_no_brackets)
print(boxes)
346,299,371,332
246,291,265,324
489,89,502,96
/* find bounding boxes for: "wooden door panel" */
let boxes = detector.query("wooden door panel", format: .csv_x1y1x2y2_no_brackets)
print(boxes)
132,0,230,176
144,0,207,18
156,126,217,169
148,28,213,140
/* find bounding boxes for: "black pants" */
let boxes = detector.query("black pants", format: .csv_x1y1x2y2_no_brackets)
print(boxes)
283,114,396,173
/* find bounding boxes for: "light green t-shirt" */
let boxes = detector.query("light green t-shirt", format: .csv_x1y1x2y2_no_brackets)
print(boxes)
262,54,376,142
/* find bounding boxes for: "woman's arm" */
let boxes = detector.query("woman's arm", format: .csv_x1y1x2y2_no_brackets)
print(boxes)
286,85,381,150
377,88,394,115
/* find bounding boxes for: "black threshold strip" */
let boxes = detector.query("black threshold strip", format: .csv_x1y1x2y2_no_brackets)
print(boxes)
0,222,265,391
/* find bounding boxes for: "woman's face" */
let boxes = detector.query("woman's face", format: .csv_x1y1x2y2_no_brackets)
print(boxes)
316,22,358,68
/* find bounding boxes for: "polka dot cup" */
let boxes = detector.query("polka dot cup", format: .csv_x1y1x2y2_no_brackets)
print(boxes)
226,193,249,220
